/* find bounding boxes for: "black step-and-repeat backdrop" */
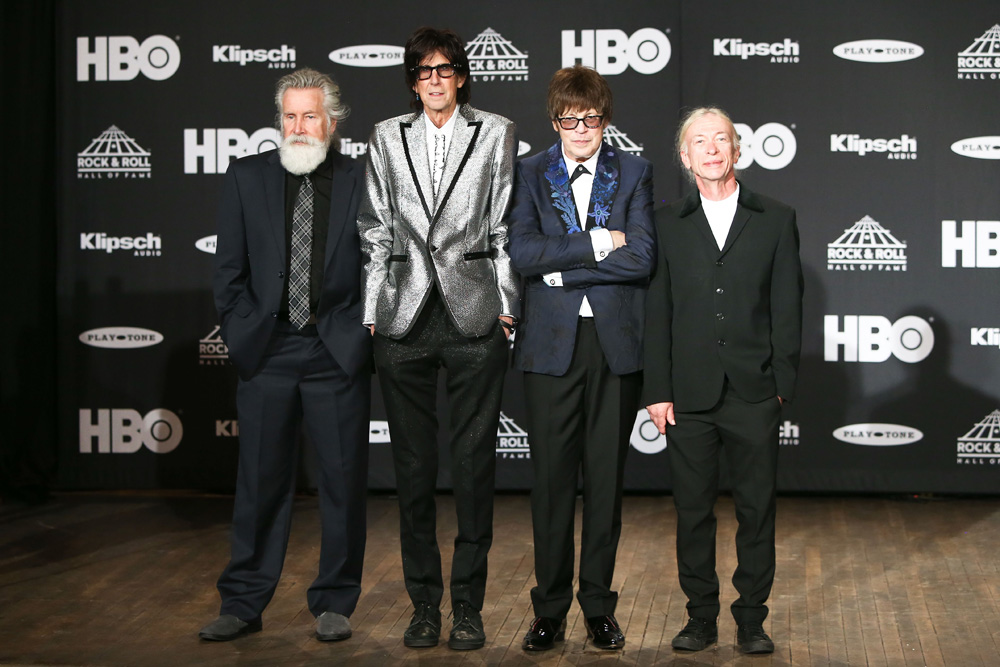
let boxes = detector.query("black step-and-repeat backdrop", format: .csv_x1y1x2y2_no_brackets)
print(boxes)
57,1,999,493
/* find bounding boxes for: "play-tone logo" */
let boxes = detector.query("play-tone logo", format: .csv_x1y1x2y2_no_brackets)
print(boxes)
79,327,163,349
734,122,796,170
824,315,934,363
78,126,151,179
971,327,1000,349
833,423,923,446
517,141,532,157
199,326,229,365
950,136,1000,160
80,232,161,257
833,39,923,63
956,410,1000,464
329,44,404,67
77,35,181,81
466,28,528,81
496,412,530,459
630,409,666,454
212,44,295,69
369,420,390,444
941,220,1000,268
713,38,799,63
827,215,907,272
195,235,217,254
184,128,281,174
957,25,1000,80
562,28,671,75
603,125,643,154
830,133,916,159
79,408,183,454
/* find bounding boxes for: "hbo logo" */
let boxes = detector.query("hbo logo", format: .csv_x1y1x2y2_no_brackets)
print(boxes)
79,408,184,454
734,122,797,170
184,128,281,174
824,315,934,363
562,28,671,75
77,35,181,81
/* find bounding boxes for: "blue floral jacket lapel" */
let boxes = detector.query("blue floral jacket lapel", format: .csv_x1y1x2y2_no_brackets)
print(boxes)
544,141,620,235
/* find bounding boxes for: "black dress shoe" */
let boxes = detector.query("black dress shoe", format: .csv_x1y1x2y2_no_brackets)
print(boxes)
522,616,566,651
403,602,441,648
198,614,262,641
448,600,486,650
737,622,774,654
671,616,718,651
584,615,625,650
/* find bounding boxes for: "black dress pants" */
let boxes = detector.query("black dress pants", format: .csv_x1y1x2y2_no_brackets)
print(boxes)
373,291,508,611
217,324,371,621
666,381,781,624
523,319,640,619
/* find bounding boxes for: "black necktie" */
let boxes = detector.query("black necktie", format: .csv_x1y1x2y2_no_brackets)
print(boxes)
569,163,590,185
288,176,313,329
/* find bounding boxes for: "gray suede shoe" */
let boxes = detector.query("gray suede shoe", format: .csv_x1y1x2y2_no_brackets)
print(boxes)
198,614,262,641
316,611,352,641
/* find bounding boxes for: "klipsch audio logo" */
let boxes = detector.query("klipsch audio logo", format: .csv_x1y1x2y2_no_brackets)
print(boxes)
212,44,295,69
562,28,671,75
824,315,934,363
827,215,907,272
630,409,666,454
830,133,916,159
958,25,1000,79
216,420,239,437
78,126,151,179
79,408,183,454
199,326,229,365
184,128,281,174
833,423,923,446
734,122,796,170
950,136,1000,160
779,421,800,446
603,125,644,154
496,412,530,459
77,35,180,81
956,410,1000,464
833,39,923,63
713,38,799,63
329,44,404,67
971,327,1000,350
466,28,528,81
941,220,1000,268
339,137,367,159
80,232,161,257
79,327,163,349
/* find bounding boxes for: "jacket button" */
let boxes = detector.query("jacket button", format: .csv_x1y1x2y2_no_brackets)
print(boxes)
717,313,725,320
430,244,438,252
716,287,724,294
716,260,724,266
718,339,726,346
271,311,278,318
278,271,284,278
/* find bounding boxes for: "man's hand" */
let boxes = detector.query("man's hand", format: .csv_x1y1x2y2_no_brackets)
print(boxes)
610,230,627,249
368,324,374,336
499,315,514,340
646,402,675,433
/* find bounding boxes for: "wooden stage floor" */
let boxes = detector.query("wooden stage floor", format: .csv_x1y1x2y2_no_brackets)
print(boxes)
0,492,998,666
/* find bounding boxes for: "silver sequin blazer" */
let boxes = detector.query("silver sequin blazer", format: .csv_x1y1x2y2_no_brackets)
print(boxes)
358,105,519,339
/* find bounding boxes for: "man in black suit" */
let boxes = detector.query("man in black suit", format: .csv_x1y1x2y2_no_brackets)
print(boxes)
508,66,654,652
644,107,803,655
199,68,371,643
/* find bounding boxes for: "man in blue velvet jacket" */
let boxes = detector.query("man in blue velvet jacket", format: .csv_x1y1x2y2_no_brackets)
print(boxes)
507,65,655,652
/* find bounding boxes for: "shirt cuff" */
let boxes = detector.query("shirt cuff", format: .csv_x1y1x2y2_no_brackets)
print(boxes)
542,272,563,287
590,228,614,262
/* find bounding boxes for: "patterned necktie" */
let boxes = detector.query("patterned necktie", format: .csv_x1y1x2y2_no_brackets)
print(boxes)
569,164,590,227
432,132,446,197
288,175,313,329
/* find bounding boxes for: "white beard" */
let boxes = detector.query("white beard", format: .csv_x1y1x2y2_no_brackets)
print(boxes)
279,134,330,175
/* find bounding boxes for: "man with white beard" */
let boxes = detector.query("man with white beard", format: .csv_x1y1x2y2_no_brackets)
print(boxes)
200,68,372,643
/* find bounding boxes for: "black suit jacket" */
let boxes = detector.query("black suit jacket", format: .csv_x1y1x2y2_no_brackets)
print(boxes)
642,183,803,412
213,148,371,381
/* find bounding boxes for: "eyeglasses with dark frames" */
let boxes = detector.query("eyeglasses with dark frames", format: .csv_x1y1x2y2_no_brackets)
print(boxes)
555,115,604,130
410,63,460,80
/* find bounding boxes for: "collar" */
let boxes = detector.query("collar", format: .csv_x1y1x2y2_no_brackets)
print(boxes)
422,106,459,138
562,146,600,178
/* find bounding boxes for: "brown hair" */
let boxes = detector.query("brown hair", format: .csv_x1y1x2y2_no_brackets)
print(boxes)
545,65,613,123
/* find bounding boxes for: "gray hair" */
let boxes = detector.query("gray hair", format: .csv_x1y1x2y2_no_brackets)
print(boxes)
274,68,349,128
675,106,741,182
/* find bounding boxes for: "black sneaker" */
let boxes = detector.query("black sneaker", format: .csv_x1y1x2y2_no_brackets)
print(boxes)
737,622,774,654
403,602,440,648
448,600,486,650
671,616,718,651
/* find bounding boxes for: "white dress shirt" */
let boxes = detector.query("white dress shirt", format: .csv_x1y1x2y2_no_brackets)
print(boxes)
542,148,614,317
423,109,459,198
701,183,740,250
